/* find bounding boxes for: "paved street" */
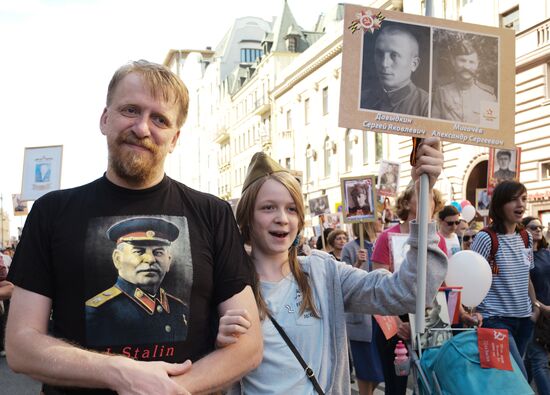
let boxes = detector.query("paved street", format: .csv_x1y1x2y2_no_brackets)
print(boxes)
0,356,41,394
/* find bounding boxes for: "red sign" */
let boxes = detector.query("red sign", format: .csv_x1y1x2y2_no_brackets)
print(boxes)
374,315,398,340
477,328,513,371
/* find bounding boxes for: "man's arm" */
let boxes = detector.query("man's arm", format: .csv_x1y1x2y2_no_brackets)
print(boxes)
6,286,191,395
173,285,263,394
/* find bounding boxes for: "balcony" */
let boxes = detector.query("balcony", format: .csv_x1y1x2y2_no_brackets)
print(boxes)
253,97,271,115
516,18,550,70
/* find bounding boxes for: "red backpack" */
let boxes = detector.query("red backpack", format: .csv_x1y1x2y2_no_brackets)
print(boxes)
478,227,529,275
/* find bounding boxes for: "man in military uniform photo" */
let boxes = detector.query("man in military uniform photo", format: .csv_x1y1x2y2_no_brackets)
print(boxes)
360,24,429,116
493,149,516,182
86,217,189,346
432,39,497,124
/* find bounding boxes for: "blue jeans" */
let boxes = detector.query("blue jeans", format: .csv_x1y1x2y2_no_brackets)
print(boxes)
525,339,550,395
483,316,534,379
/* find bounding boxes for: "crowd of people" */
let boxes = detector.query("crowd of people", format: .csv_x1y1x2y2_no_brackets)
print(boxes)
0,60,548,395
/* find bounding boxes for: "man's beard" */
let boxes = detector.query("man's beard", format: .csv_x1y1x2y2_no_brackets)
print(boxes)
108,131,164,184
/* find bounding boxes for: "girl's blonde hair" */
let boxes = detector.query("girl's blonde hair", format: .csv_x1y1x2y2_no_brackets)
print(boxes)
236,172,319,320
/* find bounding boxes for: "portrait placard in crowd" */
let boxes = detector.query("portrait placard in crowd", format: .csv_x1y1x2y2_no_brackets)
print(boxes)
377,160,400,197
21,145,63,201
341,175,376,222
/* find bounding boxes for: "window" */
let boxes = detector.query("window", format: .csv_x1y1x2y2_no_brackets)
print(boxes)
345,130,353,172
304,98,310,125
363,130,370,165
287,109,292,130
287,37,297,52
322,87,328,115
500,7,519,32
240,48,262,63
375,133,383,163
324,136,331,177
542,161,550,180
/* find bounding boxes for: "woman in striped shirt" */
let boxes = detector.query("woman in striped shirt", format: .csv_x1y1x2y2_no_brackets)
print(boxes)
471,181,538,378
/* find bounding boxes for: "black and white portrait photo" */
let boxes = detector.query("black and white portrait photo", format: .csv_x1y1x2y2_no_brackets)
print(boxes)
309,195,331,216
491,148,518,183
360,20,431,117
431,29,499,127
378,160,400,197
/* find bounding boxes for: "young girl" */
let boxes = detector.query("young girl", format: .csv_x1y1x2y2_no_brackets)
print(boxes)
471,181,538,378
221,138,447,394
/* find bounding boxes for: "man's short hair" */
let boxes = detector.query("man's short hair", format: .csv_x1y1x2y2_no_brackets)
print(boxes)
451,39,478,57
377,25,420,57
438,204,460,221
496,150,512,159
107,60,189,128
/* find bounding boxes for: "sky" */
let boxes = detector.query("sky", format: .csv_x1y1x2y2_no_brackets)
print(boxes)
0,0,349,238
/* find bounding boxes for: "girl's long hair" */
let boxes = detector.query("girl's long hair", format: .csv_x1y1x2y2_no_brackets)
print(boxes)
236,172,319,320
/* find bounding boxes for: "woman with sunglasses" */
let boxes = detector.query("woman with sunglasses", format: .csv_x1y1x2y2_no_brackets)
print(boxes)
470,181,539,379
461,229,477,250
521,216,550,394
219,138,447,395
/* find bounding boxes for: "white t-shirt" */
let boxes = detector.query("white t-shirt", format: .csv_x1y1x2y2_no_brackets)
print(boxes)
241,273,323,395
443,233,461,257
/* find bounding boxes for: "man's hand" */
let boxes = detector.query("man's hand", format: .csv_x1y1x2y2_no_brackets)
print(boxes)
216,309,252,348
111,357,192,395
411,137,443,189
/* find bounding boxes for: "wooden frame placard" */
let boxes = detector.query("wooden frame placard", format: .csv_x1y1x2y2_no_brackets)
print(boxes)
339,5,516,149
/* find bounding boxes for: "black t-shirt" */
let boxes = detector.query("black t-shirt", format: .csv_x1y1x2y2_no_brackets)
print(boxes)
9,175,253,394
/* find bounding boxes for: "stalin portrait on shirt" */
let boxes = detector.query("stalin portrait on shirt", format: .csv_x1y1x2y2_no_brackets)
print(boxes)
86,217,189,347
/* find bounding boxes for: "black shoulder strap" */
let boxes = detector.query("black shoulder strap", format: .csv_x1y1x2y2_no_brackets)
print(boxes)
268,315,325,395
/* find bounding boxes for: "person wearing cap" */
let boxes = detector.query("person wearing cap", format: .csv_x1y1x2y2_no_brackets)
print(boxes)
6,60,261,395
216,139,448,394
85,217,189,346
432,39,497,124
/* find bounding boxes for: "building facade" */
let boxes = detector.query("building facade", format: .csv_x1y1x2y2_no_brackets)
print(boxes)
165,0,550,230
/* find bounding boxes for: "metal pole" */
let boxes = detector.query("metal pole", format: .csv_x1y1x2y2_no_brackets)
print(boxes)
415,0,435,352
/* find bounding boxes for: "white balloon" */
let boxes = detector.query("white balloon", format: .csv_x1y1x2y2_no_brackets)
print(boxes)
445,250,492,308
462,204,477,222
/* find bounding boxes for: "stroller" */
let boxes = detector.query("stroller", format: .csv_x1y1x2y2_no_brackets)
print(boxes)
406,289,534,395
